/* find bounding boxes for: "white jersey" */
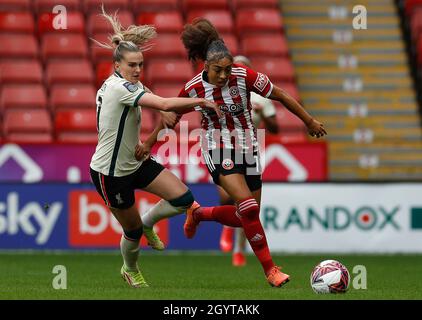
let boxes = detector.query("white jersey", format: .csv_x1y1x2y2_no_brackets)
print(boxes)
250,92,276,127
90,71,146,177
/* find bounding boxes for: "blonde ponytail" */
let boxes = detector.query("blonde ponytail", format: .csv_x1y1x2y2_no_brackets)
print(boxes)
91,6,157,57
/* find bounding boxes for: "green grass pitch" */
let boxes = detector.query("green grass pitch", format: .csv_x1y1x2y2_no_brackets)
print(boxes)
1,252,421,300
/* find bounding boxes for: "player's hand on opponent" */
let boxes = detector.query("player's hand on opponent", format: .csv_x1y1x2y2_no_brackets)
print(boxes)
160,111,178,129
201,99,222,118
306,118,327,138
135,141,151,161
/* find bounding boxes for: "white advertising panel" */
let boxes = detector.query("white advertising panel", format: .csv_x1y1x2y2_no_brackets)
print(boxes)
260,183,422,253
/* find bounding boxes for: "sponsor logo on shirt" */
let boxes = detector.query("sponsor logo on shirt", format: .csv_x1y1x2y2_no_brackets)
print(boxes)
253,73,268,93
123,81,139,93
220,103,243,114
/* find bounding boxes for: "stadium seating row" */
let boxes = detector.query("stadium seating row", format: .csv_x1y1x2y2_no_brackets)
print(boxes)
0,0,279,13
0,105,306,144
0,0,305,143
0,9,283,35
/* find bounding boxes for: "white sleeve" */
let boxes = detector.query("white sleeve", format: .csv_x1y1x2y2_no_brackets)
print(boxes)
261,99,276,118
251,93,276,118
119,81,145,108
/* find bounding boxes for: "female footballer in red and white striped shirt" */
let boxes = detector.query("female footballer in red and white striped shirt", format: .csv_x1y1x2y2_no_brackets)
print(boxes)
178,19,327,287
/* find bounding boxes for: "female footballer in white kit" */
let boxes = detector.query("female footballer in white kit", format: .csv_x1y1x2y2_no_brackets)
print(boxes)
89,10,221,288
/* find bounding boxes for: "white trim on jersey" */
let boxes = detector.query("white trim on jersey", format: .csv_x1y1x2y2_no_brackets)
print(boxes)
264,82,274,98
185,73,202,91
220,85,239,149
235,76,258,152
231,70,247,77
202,82,219,151
203,151,216,172
98,172,110,206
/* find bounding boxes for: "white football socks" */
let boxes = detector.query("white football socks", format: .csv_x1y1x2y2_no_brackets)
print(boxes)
120,235,140,271
141,199,186,228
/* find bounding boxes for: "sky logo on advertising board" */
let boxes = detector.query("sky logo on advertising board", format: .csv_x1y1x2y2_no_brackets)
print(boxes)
69,191,168,248
0,192,62,244
263,205,401,231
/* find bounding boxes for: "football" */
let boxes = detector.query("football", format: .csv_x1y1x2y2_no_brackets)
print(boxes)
310,260,350,294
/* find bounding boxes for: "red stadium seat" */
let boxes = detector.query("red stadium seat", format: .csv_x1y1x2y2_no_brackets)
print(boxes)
418,34,422,66
57,132,98,143
55,110,97,139
235,9,283,34
152,84,184,97
95,61,114,87
241,34,289,57
145,59,194,86
411,8,422,43
0,0,32,11
251,57,295,82
274,82,301,102
1,85,47,110
405,0,422,16
186,10,234,34
50,85,96,110
41,34,88,61
0,60,43,85
34,0,82,13
143,34,186,59
3,110,52,136
140,108,157,134
275,107,305,131
38,12,85,35
0,12,35,33
232,0,278,10
132,0,180,13
46,60,94,87
177,111,202,131
90,33,113,62
87,11,134,35
0,35,38,59
182,0,229,11
55,109,98,142
6,132,54,143
83,0,131,13
221,33,239,56
137,12,183,33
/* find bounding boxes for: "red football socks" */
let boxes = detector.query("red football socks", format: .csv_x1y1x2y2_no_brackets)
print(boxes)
194,205,242,227
237,197,275,274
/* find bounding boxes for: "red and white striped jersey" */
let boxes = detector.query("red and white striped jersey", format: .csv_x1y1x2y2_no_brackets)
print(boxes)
178,63,273,151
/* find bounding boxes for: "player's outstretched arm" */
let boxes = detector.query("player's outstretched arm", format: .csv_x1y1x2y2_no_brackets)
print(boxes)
138,92,222,118
269,85,327,138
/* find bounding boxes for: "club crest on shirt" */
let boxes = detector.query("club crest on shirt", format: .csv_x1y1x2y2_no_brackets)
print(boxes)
222,158,234,170
123,81,139,93
229,86,240,98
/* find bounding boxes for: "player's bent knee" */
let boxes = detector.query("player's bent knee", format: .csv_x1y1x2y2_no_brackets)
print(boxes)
169,189,195,211
123,226,143,241
238,199,260,220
